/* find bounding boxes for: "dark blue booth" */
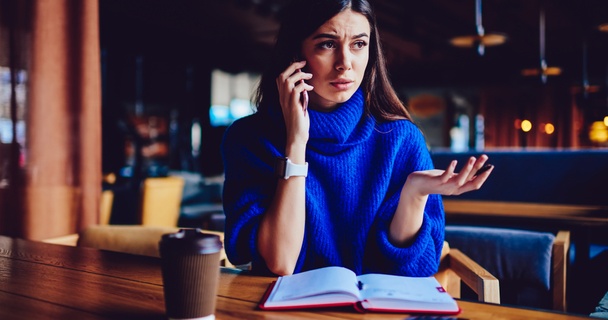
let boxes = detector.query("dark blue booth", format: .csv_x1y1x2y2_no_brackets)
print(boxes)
431,149,608,314
430,149,608,206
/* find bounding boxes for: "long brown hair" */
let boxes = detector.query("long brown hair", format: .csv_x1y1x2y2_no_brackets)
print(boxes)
254,0,411,122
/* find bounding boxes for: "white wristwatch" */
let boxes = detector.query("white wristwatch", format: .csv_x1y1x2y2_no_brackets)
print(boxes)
274,157,308,179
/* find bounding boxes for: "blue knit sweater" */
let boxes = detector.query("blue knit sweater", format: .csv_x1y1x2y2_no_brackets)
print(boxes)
221,89,444,276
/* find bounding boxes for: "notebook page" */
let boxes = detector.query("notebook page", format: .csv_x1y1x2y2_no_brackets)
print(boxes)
267,266,361,302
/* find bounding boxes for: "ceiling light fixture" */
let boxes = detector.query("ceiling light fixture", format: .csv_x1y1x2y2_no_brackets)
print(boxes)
521,6,561,83
580,41,600,98
449,0,507,56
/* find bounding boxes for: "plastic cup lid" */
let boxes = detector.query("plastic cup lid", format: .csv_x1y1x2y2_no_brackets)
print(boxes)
159,228,222,254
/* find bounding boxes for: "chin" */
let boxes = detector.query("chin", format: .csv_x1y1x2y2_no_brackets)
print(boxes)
334,91,357,103
311,88,358,109
326,89,357,103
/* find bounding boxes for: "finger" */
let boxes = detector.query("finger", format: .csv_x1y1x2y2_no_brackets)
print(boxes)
292,70,313,87
276,61,308,87
441,160,457,183
474,154,489,169
293,80,314,109
457,157,476,185
287,61,308,81
461,165,494,193
278,67,312,114
455,163,494,195
468,154,490,180
286,69,312,100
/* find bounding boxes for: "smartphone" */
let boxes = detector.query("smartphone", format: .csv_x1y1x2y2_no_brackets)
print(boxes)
298,74,309,111
473,164,493,177
295,68,308,111
293,56,309,111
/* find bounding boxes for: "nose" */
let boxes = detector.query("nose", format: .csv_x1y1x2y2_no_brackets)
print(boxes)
335,47,352,71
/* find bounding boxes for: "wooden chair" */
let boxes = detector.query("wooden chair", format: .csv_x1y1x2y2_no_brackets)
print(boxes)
445,225,570,311
435,241,500,304
139,176,185,227
100,189,114,225
100,172,117,225
75,225,233,267
41,225,232,268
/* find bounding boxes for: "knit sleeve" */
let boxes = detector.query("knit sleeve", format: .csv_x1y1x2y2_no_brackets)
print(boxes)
363,124,445,277
220,116,279,272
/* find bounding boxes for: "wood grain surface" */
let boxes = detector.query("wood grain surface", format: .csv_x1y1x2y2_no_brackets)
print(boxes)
0,235,594,319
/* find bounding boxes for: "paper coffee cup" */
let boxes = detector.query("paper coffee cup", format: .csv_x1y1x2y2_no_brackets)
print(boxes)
159,229,222,320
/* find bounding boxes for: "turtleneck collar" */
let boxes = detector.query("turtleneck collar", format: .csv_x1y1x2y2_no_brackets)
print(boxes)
307,88,375,152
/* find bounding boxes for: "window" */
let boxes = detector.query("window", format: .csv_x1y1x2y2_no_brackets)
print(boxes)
209,69,258,127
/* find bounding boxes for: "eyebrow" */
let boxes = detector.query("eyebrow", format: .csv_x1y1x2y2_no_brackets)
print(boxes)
312,32,369,40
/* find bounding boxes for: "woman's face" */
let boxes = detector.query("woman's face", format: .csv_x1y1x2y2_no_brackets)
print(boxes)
301,9,370,111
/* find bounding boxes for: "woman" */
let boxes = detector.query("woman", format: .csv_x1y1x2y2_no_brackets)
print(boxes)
221,0,493,277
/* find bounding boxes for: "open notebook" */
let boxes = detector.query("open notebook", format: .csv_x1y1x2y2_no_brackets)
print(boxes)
259,266,461,315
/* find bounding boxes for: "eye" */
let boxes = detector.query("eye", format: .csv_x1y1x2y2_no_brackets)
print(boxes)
317,41,336,49
353,41,368,49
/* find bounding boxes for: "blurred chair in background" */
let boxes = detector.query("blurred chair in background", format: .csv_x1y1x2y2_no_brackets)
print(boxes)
444,225,570,312
177,172,225,231
100,190,114,225
139,176,185,227
42,174,186,247
591,291,608,319
100,172,117,225
76,225,232,267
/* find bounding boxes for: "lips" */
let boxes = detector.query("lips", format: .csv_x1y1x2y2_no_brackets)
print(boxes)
330,79,354,90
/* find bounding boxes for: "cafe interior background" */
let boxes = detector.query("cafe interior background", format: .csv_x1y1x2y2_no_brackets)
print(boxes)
0,0,607,317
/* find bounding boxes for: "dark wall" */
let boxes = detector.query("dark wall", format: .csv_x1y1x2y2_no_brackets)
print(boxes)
99,0,236,177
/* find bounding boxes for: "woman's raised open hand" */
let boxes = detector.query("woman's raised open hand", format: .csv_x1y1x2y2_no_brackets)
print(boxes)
406,154,494,197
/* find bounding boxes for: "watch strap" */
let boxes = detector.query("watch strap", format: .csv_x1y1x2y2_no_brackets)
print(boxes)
275,157,308,179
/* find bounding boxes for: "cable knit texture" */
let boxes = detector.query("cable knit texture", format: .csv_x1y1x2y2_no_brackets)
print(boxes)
221,89,444,276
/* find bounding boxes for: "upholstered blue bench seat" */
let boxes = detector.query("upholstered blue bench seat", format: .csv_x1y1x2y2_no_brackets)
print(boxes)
445,225,568,310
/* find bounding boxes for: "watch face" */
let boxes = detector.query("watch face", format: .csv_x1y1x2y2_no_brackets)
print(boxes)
274,157,287,178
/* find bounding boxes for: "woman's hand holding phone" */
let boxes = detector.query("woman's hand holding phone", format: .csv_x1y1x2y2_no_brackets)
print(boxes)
276,60,314,147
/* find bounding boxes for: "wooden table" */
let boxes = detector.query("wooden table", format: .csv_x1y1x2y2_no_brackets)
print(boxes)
0,235,594,319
